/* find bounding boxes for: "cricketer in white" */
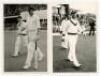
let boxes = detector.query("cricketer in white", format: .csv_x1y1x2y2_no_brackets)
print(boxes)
12,7,44,70
60,14,83,67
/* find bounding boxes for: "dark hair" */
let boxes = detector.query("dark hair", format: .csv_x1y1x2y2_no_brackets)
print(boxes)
61,14,69,23
28,7,35,12
17,16,22,19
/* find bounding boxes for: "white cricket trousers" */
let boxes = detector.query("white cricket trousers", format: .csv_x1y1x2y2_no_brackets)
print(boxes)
67,35,79,63
14,35,28,55
25,31,43,66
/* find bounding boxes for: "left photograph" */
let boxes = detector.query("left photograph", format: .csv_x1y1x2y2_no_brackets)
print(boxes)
4,4,47,72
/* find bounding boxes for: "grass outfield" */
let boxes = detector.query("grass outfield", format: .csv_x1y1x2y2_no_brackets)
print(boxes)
4,30,47,72
53,35,96,72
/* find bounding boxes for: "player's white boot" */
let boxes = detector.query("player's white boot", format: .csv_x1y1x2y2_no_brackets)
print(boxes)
73,61,81,67
12,52,20,57
23,63,31,70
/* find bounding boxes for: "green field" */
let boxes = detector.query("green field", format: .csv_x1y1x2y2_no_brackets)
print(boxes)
4,30,47,72
4,30,96,72
53,35,96,72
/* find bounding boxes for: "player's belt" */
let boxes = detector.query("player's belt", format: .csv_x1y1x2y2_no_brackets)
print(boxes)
18,33,27,36
67,32,77,35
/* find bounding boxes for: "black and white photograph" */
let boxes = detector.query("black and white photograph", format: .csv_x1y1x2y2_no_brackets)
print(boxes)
4,4,47,72
53,2,97,72
1,0,100,75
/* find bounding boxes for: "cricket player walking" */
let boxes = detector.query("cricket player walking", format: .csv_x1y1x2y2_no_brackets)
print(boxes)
64,14,83,67
12,16,28,57
12,8,43,70
23,7,43,70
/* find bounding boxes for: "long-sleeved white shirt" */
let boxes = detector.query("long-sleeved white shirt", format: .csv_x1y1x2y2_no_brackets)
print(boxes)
61,19,83,34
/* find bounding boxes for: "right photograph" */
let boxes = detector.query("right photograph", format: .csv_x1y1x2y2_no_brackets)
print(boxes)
53,2,96,72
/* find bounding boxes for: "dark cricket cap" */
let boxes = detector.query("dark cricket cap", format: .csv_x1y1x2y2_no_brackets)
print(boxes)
70,10,77,15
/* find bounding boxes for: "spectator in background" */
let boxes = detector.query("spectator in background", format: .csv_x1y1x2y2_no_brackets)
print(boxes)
89,19,95,36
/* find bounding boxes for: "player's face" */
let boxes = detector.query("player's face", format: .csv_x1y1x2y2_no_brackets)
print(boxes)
29,10,34,16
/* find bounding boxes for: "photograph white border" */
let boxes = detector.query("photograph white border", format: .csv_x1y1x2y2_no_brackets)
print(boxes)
0,0,100,76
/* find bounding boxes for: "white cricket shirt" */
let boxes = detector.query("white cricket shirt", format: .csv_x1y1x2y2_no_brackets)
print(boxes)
26,14,40,31
61,19,83,34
